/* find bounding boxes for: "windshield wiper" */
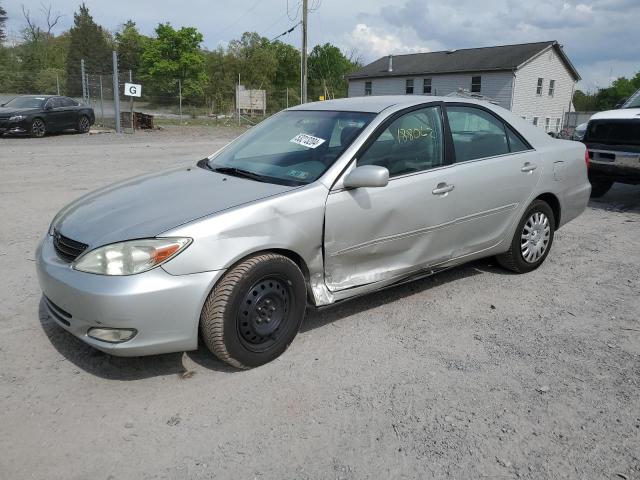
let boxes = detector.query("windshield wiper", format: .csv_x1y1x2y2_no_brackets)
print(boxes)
211,166,269,183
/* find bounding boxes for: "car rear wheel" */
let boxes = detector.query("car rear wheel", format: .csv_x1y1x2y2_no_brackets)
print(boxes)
589,177,613,198
77,115,91,134
30,118,46,138
200,253,306,369
496,200,555,273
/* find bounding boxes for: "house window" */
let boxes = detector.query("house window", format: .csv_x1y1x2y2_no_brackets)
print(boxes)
555,118,561,131
364,81,372,96
471,76,481,93
533,117,539,126
548,79,555,96
536,78,543,95
405,79,414,94
545,118,550,131
423,78,432,94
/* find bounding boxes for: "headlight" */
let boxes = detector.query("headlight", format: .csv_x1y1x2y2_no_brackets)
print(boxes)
73,238,191,275
9,115,26,122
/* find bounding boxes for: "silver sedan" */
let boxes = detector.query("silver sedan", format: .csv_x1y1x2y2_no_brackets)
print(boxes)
36,96,591,368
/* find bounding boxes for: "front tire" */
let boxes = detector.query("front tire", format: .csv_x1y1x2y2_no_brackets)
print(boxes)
30,118,46,138
496,200,555,273
589,177,613,198
200,253,306,369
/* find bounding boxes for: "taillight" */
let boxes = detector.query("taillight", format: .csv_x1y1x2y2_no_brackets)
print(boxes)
585,149,590,169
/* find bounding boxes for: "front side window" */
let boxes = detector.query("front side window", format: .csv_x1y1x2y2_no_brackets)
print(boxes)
209,110,375,185
405,79,414,94
446,106,509,162
364,81,372,96
61,97,78,107
548,80,555,96
358,106,443,177
423,78,432,94
536,78,543,95
471,76,481,93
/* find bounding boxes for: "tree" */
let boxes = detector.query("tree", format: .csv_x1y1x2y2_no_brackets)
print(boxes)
65,3,112,95
115,20,147,76
308,43,358,100
140,23,207,103
0,2,7,42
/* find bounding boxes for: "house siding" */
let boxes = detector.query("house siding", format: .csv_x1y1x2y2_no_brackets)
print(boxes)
348,71,515,109
511,47,576,132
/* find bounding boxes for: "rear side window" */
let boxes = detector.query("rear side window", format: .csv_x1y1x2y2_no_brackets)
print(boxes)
61,97,78,107
446,106,509,162
506,126,530,152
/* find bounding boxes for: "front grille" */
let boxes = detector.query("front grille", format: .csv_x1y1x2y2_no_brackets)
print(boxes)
53,230,88,262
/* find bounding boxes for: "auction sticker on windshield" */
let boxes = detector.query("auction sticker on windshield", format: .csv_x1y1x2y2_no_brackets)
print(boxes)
290,133,326,149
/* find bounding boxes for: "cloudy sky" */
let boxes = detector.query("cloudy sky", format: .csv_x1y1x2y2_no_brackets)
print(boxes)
3,0,639,90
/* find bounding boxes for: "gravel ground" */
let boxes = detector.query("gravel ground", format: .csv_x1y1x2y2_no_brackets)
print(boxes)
0,127,639,480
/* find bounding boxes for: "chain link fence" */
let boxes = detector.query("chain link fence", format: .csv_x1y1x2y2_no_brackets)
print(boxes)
2,55,308,132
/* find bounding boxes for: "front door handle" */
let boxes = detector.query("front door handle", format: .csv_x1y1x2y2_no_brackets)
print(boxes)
432,182,455,195
521,162,538,173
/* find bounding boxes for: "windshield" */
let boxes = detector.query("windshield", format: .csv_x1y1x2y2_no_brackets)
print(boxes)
622,89,640,109
4,96,46,109
208,110,375,185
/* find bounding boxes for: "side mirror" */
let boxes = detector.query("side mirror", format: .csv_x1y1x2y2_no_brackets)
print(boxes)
343,165,389,189
615,98,627,109
45,104,53,111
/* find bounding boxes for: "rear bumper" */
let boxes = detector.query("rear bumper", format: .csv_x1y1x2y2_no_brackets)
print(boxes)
36,234,224,356
559,181,591,228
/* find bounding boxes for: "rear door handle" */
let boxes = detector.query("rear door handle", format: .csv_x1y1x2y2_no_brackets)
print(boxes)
432,182,455,195
521,162,537,173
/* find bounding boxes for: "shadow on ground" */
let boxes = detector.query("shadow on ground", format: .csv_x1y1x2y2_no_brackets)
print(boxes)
38,259,498,380
588,183,640,214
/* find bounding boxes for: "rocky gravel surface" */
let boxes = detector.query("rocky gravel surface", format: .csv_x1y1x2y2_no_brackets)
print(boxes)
0,127,638,479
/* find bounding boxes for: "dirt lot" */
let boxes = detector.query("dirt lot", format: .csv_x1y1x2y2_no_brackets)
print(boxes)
0,127,638,480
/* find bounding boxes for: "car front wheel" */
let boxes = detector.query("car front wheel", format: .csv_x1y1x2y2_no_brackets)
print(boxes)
200,253,307,369
496,199,555,273
30,118,46,138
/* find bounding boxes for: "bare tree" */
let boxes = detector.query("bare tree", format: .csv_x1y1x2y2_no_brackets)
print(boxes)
21,2,62,42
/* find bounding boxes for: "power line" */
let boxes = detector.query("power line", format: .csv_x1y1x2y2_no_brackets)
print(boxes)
215,0,263,37
271,21,301,42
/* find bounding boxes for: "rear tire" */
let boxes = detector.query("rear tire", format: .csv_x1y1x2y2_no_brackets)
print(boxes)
200,253,306,369
589,177,613,198
30,118,46,138
77,115,91,134
496,200,555,274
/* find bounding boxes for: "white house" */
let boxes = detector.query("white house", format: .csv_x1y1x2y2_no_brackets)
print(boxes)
347,41,581,133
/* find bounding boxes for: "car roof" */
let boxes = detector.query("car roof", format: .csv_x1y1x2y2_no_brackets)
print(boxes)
286,95,510,113
287,95,555,148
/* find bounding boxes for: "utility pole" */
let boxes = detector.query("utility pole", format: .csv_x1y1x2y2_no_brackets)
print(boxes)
300,0,308,104
112,51,121,133
80,59,86,103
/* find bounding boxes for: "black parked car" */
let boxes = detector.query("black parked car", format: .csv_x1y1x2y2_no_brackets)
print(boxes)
0,95,95,138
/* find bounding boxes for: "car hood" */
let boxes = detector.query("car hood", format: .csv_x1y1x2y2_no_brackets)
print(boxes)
0,106,39,116
53,163,298,247
589,108,640,121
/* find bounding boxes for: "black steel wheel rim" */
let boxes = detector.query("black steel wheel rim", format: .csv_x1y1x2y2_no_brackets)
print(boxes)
236,276,292,352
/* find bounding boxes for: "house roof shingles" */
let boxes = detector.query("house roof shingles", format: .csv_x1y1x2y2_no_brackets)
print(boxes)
347,41,580,81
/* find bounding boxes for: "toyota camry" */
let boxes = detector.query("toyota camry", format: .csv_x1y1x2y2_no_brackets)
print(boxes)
36,96,591,368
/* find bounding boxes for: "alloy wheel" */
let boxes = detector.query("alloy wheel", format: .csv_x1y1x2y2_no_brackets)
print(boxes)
32,119,45,137
79,116,90,133
520,212,551,263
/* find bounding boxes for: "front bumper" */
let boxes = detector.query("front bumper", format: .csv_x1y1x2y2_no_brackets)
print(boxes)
587,148,640,184
36,234,224,356
0,118,30,134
